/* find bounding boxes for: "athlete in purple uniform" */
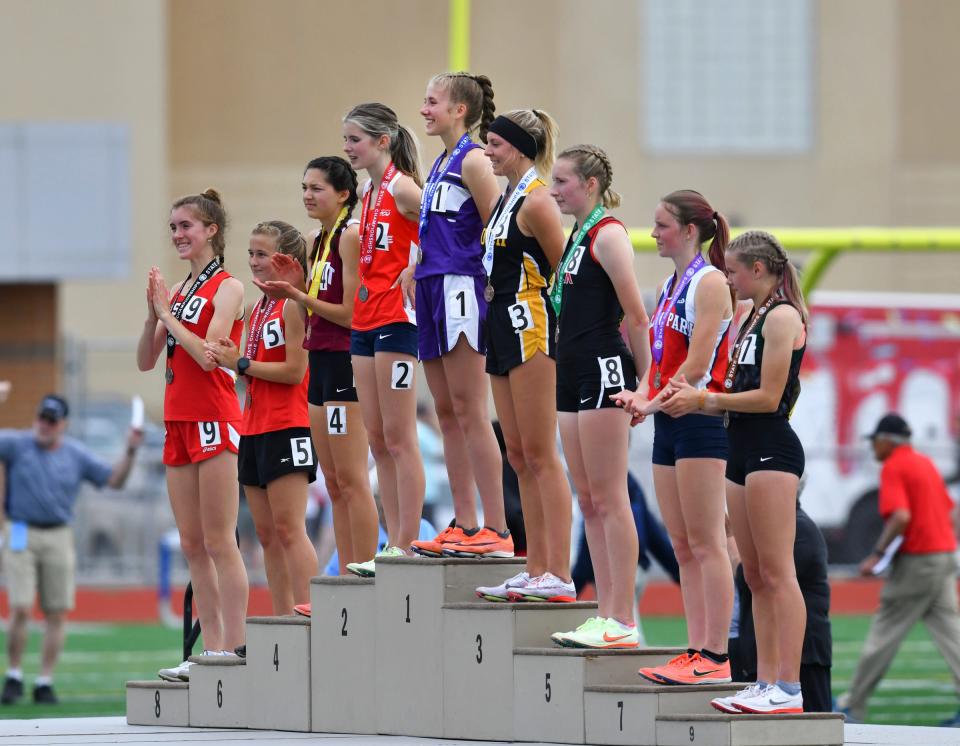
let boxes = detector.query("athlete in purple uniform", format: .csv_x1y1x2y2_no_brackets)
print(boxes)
399,72,512,559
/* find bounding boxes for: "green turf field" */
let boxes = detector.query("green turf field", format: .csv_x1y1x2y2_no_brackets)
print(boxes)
0,616,956,725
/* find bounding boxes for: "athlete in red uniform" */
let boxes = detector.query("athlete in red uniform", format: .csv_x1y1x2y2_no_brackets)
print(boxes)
256,157,379,586
341,103,425,576
137,189,249,680
614,190,734,685
206,221,318,618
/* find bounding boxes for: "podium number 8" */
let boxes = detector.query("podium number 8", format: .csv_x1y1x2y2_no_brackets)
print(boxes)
154,690,161,718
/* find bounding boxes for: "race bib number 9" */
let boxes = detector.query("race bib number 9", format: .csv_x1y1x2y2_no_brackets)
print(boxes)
181,296,207,324
198,421,221,447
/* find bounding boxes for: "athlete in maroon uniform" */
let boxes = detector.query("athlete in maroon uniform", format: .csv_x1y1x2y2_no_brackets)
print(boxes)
137,189,249,680
207,221,318,617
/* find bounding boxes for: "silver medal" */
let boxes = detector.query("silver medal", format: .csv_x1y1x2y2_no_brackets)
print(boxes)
165,368,174,384
484,283,495,303
358,285,369,302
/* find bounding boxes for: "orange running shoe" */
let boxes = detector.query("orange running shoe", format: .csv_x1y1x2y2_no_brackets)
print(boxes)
293,603,311,617
411,523,475,557
654,652,731,685
638,651,693,684
443,527,515,558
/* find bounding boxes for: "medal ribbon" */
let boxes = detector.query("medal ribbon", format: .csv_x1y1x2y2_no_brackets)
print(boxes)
481,167,539,280
245,295,279,364
306,206,349,315
650,254,706,365
548,204,605,315
358,162,398,292
723,294,778,390
166,257,222,360
418,133,472,237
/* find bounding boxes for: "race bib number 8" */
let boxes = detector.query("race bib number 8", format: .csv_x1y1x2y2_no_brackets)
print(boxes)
598,355,625,389
507,301,533,333
290,437,313,466
391,360,413,390
181,296,207,324
198,421,221,447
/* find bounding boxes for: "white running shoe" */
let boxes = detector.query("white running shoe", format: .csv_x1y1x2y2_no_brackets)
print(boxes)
346,545,405,578
733,683,803,714
711,682,765,713
509,571,576,602
158,657,198,682
476,571,530,602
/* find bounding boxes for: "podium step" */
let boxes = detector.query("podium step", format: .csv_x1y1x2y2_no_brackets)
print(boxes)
310,575,377,734
187,654,247,728
583,683,743,746
125,680,189,726
245,615,311,732
442,601,598,741
656,713,844,746
375,557,525,737
512,646,685,744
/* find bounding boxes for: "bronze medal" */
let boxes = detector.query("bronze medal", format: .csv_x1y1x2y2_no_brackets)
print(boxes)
484,283,495,303
723,411,730,429
654,370,662,389
165,367,174,385
358,284,369,302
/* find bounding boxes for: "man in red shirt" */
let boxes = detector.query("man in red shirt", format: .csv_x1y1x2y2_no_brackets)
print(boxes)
838,413,960,724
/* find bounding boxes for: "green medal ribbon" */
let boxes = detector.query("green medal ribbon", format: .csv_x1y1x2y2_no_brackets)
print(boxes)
548,204,605,314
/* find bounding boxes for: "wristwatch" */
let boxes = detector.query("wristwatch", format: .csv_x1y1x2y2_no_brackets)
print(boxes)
237,357,251,376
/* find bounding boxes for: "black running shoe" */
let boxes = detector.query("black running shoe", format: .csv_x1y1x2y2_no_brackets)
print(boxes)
0,676,23,705
234,644,246,658
33,684,58,705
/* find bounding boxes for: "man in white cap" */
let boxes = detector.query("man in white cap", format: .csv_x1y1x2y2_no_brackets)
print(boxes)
0,394,142,705
838,413,960,725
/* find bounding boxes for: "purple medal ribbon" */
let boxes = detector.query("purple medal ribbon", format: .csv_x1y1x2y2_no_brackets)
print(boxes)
651,254,706,365
418,133,472,238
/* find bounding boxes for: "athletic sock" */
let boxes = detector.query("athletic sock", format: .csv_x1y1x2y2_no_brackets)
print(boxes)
686,648,698,657
34,675,52,687
5,669,22,681
755,679,770,689
485,526,511,538
610,618,636,630
776,679,801,696
700,648,729,664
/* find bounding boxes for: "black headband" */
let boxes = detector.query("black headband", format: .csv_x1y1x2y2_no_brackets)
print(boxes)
488,116,538,160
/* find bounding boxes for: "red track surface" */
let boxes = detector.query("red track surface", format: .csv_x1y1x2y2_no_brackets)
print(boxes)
0,577,899,623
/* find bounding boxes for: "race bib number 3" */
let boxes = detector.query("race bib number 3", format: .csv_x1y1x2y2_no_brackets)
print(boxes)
598,355,625,389
507,301,533,334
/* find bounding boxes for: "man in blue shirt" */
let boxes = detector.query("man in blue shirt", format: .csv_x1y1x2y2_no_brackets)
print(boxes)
0,395,141,705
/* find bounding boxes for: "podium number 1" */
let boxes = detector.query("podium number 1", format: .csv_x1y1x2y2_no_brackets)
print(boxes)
405,593,411,623
273,643,279,671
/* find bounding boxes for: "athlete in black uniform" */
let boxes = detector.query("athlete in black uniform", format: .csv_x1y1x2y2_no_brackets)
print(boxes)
547,145,650,648
662,230,808,715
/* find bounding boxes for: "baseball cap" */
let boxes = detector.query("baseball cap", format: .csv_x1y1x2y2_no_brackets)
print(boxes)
37,394,69,422
866,413,911,440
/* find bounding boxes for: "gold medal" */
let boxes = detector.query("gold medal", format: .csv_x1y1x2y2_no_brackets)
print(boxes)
358,285,369,302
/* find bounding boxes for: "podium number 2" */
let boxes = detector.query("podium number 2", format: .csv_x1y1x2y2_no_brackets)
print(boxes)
545,672,551,702
341,607,348,636
273,643,279,671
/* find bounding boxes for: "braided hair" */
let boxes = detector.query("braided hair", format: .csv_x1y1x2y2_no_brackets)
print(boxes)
728,230,808,324
429,72,496,142
557,145,621,209
304,156,359,232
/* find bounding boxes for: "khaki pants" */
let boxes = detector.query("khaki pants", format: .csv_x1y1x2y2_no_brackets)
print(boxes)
840,552,960,720
2,524,76,613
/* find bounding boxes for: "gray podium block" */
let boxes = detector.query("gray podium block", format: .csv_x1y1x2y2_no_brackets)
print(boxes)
245,615,311,731
512,647,684,744
311,575,377,734
375,556,524,737
126,680,189,726
187,654,247,728
442,601,597,741
584,683,743,746
656,713,844,746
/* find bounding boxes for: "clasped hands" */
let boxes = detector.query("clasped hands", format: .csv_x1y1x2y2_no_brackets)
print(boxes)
610,374,702,426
